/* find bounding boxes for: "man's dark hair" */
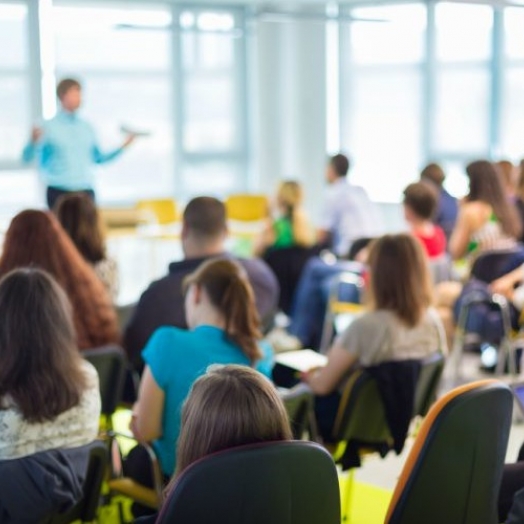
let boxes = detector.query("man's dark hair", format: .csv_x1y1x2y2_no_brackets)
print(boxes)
403,182,438,220
56,78,81,100
420,163,445,187
329,154,350,177
183,197,227,240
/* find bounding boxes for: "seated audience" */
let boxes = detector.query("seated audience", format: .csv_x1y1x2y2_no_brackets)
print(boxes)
54,193,119,300
317,153,383,256
301,234,446,439
514,161,524,243
0,268,101,459
435,160,522,346
420,163,458,242
136,365,292,523
0,210,119,350
124,196,279,372
253,180,314,256
448,160,521,261
129,259,274,480
403,182,446,259
288,238,373,350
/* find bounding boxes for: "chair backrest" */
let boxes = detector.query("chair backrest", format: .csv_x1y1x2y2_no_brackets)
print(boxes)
332,370,392,445
136,198,178,225
263,246,320,315
386,380,513,524
156,441,340,524
225,194,268,222
470,249,522,284
50,440,109,524
83,345,127,418
412,352,445,417
280,384,318,441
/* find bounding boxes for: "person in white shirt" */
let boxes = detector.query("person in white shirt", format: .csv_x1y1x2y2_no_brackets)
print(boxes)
317,153,383,257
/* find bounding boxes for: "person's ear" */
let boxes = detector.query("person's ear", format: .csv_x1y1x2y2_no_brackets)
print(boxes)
181,221,188,239
193,284,202,304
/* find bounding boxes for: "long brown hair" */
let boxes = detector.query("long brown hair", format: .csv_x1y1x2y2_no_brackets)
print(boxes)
466,160,522,239
172,365,292,482
183,259,262,363
0,210,119,349
54,193,106,263
368,234,432,327
0,268,87,422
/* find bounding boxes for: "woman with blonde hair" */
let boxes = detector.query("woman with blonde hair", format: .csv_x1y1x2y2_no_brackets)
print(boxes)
254,180,314,256
130,258,274,479
302,234,446,438
0,210,119,350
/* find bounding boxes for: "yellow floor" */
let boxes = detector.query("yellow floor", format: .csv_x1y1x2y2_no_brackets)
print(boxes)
340,476,392,524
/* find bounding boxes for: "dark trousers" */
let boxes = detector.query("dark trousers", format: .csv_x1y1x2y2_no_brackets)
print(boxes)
498,443,524,522
47,186,95,210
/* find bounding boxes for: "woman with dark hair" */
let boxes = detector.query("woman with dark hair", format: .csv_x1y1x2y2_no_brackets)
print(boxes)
130,258,273,478
0,210,120,350
449,160,521,260
0,268,100,458
302,234,446,438
54,193,119,300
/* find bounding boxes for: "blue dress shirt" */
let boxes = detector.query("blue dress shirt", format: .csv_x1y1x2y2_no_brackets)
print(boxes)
22,111,123,191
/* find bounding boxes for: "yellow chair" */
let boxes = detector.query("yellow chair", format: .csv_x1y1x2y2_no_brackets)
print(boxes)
136,199,178,225
224,194,268,222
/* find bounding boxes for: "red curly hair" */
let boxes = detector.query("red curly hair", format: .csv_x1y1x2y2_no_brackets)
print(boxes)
0,210,120,350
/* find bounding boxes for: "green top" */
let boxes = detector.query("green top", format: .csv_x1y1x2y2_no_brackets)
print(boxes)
272,217,294,248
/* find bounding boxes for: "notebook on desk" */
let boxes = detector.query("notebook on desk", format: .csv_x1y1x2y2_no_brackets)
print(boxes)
274,349,328,373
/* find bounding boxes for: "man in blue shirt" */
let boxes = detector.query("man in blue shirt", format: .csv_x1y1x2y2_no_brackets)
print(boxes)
22,78,136,209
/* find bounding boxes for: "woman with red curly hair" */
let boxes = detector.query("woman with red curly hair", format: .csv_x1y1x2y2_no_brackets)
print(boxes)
0,209,120,350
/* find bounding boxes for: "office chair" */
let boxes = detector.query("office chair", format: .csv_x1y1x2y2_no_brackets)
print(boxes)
386,379,513,524
156,441,340,524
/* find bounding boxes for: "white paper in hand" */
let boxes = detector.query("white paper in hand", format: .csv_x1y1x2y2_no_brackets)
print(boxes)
120,125,152,137
275,349,327,372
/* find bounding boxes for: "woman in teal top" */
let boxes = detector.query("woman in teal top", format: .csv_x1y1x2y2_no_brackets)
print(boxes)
130,259,273,476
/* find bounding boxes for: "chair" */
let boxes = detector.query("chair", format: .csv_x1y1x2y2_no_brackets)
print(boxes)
49,440,109,524
451,249,523,380
156,441,340,524
319,271,365,353
385,379,513,524
330,353,445,521
224,193,268,222
136,198,178,225
280,383,319,441
83,345,128,429
0,440,108,524
263,245,321,315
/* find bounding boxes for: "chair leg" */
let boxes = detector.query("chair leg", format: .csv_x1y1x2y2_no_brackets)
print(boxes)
341,468,355,523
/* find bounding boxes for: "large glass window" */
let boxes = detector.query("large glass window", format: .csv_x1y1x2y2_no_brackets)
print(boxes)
176,8,248,197
500,8,524,161
52,3,174,203
0,3,31,163
342,4,425,202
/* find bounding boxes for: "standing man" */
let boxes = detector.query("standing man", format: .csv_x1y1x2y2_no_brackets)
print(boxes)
22,78,136,209
317,153,383,256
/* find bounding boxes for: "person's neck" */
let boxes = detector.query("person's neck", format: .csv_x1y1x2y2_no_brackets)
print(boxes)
192,307,226,331
409,217,434,233
183,238,225,259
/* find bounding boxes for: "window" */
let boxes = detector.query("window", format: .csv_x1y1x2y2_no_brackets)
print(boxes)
52,3,174,202
176,8,248,197
0,3,31,163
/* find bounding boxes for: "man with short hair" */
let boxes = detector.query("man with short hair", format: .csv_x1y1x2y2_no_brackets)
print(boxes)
22,78,136,209
123,196,279,371
317,153,383,256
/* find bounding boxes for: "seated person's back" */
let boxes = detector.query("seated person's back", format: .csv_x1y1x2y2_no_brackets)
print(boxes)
124,197,279,371
130,259,274,477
